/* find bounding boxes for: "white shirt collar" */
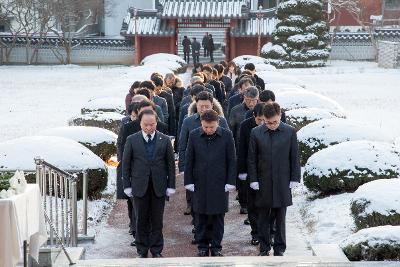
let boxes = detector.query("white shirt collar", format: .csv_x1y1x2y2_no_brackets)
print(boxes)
142,130,156,141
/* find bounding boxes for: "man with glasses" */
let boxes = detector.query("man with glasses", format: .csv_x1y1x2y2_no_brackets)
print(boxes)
247,103,301,257
229,86,259,215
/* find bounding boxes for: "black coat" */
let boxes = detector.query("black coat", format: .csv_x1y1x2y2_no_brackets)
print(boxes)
247,123,301,208
159,91,176,136
116,120,168,199
253,74,265,91
237,117,257,174
122,131,176,198
182,38,191,52
207,37,215,51
208,79,225,105
184,127,236,215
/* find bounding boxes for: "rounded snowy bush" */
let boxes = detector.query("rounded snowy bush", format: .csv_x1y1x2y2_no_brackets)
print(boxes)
298,118,390,165
81,97,125,115
261,43,289,60
276,91,346,117
303,140,400,195
38,126,117,161
0,136,108,199
232,55,276,70
69,112,124,134
285,108,338,131
340,226,400,261
141,53,187,73
264,83,305,93
351,179,400,230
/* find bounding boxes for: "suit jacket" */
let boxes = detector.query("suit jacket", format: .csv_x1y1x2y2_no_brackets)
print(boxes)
184,127,236,214
237,117,257,174
122,131,176,198
159,91,176,136
247,123,300,208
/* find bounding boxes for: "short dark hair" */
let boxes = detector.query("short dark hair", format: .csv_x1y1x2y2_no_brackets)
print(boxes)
219,61,228,68
212,68,218,77
150,72,163,80
260,90,276,102
190,84,206,97
202,65,213,73
244,63,256,71
214,64,224,75
238,77,254,89
151,75,164,87
140,80,156,91
137,100,156,112
128,102,140,115
263,103,281,119
200,109,219,122
195,91,213,103
130,81,141,90
253,103,266,117
136,88,151,99
138,109,158,122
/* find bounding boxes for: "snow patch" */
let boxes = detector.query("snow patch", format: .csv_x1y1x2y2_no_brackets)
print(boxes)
341,225,400,248
82,97,125,114
286,108,338,123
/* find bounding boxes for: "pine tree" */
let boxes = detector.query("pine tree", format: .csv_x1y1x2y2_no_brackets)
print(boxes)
262,0,330,68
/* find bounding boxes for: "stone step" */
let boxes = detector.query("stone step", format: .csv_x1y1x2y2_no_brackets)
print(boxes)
67,256,353,267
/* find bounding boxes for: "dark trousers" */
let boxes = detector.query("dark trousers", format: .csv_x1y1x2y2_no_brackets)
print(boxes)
209,49,214,62
258,207,286,253
197,213,225,253
134,179,166,255
183,51,190,63
127,198,136,234
203,47,209,57
192,52,200,64
247,187,258,238
238,178,247,209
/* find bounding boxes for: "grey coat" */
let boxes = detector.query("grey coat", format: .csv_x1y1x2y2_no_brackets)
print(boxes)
122,131,176,198
247,123,301,208
153,95,169,122
184,127,236,214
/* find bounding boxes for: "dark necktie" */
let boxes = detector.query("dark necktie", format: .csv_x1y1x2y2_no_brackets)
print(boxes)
147,134,152,143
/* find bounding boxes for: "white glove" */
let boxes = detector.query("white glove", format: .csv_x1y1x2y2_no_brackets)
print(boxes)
225,184,236,192
238,173,247,181
250,182,259,190
185,184,195,192
289,181,299,189
179,172,184,176
124,187,133,197
166,188,176,197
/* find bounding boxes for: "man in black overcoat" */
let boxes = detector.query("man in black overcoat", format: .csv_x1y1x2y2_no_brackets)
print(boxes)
182,35,191,63
184,110,236,257
122,109,176,258
247,102,301,256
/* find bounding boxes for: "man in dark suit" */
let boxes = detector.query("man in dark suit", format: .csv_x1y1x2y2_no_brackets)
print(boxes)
237,103,265,246
122,109,176,258
227,77,254,117
184,110,236,257
247,103,301,256
182,35,191,63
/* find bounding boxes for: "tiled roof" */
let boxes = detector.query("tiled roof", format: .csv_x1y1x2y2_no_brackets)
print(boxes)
160,0,249,18
231,17,278,36
122,12,175,36
332,29,400,41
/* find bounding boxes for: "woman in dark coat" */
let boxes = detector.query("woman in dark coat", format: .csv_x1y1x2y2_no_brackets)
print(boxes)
247,102,301,257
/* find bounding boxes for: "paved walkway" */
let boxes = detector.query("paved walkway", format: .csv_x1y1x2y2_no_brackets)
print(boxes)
84,173,312,259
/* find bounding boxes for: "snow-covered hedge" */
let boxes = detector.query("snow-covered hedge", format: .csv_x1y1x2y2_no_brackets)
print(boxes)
276,91,346,117
141,53,187,73
69,112,124,134
303,141,400,195
81,97,125,115
351,179,400,230
0,136,108,199
341,226,400,261
298,118,390,165
256,71,306,88
264,83,305,93
232,55,276,70
38,126,117,161
285,108,338,131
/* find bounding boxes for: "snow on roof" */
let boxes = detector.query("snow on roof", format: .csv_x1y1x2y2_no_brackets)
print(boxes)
265,83,305,93
37,126,117,146
82,97,124,114
305,140,400,178
352,178,400,217
0,136,105,171
286,108,338,122
276,91,346,116
232,55,275,69
71,112,125,122
298,118,392,148
141,53,186,66
340,225,400,248
232,17,278,37
257,71,306,87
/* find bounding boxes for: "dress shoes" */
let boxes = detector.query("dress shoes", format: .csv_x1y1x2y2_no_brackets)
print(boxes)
130,240,136,246
274,251,284,256
251,238,259,246
192,226,196,233
191,238,198,245
244,218,250,225
240,207,248,214
211,251,223,257
197,250,209,257
137,253,147,258
152,253,163,258
259,251,270,256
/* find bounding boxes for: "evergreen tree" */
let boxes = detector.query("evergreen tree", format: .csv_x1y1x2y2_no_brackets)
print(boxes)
262,0,330,68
